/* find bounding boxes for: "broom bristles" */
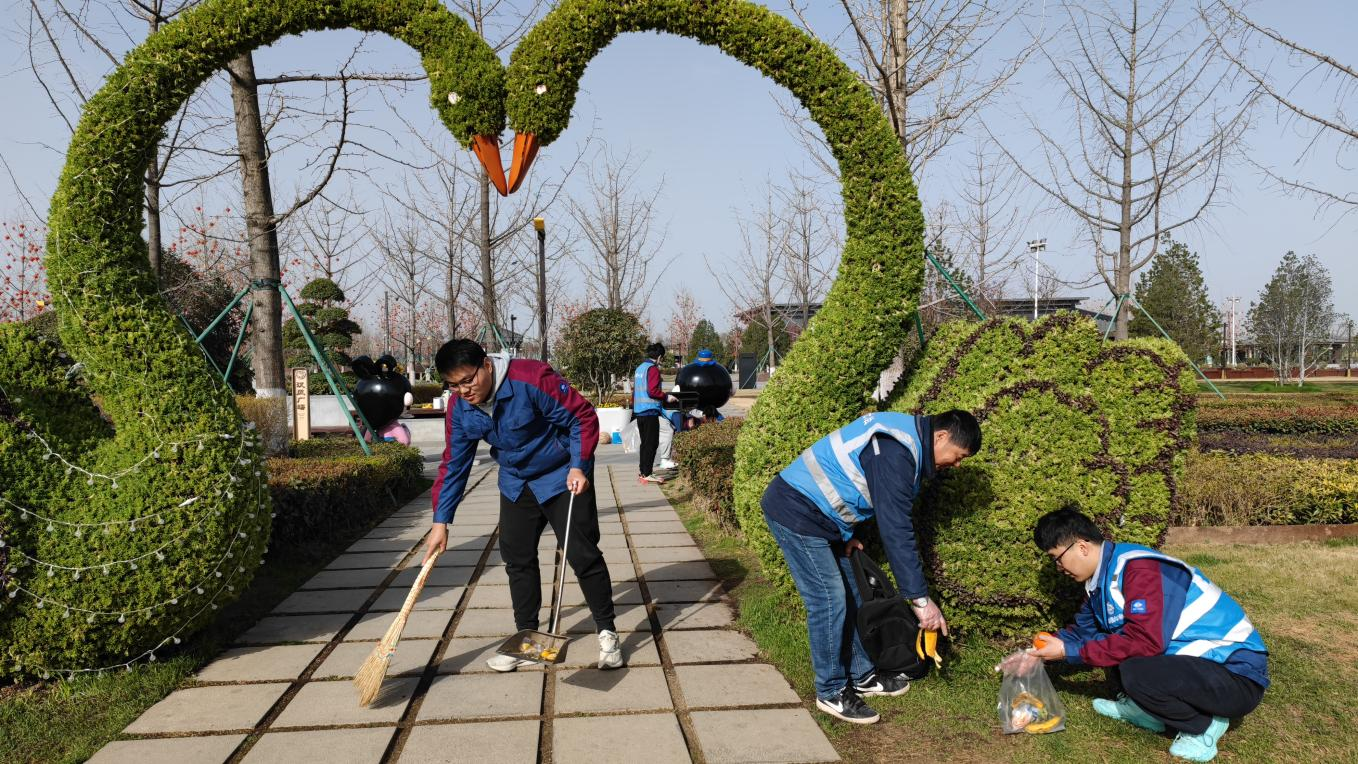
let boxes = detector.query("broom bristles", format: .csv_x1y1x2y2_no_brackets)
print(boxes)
352,552,439,706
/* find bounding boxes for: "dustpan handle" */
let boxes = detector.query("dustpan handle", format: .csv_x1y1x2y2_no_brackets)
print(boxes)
548,491,575,634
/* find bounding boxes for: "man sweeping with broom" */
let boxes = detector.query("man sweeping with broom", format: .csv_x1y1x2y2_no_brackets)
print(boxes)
422,339,623,671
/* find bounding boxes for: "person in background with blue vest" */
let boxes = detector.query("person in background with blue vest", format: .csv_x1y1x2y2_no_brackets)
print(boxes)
423,339,623,672
633,342,675,485
763,409,983,724
1026,507,1268,762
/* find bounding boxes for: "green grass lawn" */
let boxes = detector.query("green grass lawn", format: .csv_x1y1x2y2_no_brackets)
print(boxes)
666,482,1358,763
1198,380,1354,394
0,478,433,764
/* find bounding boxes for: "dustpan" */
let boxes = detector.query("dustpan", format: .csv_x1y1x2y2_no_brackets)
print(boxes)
495,491,576,665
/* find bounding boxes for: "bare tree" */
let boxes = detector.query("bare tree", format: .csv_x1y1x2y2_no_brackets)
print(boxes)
952,140,1027,308
774,171,839,335
1206,1,1358,213
665,287,700,359
373,212,435,379
784,0,1036,180
710,184,786,371
1000,0,1251,339
567,146,670,316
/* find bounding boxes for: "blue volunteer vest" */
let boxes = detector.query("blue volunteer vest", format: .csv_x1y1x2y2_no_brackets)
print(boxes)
1098,543,1267,664
778,412,924,541
633,360,661,415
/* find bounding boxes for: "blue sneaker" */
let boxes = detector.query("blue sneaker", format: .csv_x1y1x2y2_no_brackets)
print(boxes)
1092,695,1167,732
1169,716,1229,762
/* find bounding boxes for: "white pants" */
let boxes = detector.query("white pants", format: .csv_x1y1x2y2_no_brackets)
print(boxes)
657,415,676,462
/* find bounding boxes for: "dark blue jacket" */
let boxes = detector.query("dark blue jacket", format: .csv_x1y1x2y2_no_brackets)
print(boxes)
432,359,598,523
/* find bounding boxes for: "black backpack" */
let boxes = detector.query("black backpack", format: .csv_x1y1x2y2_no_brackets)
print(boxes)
850,549,931,680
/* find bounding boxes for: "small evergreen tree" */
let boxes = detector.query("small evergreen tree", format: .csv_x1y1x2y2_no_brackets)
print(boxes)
688,319,724,363
283,278,361,389
739,313,792,371
1129,239,1222,363
555,308,646,402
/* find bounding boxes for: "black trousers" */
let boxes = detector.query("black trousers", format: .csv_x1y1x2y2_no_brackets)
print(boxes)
499,483,615,633
636,414,660,476
1116,655,1266,735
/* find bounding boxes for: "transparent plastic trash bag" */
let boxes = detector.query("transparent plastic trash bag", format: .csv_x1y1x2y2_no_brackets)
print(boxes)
995,651,1067,734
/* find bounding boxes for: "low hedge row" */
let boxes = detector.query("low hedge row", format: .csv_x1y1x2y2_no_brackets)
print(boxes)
1196,431,1358,460
266,440,424,555
1178,451,1358,526
672,419,744,529
1197,394,1358,434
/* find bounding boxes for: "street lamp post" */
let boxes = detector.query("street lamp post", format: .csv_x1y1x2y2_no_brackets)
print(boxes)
534,217,547,361
1027,239,1047,320
509,314,518,358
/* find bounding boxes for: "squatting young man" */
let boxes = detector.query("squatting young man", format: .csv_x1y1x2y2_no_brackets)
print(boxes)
761,409,982,724
1028,507,1269,762
423,339,623,671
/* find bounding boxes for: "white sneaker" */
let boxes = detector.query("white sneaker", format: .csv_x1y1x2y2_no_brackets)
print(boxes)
598,630,624,669
658,459,678,470
486,652,535,672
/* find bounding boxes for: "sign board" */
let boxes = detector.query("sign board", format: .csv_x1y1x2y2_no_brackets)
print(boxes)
291,368,311,440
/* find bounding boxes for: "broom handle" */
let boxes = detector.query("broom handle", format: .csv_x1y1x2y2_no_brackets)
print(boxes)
548,491,575,634
400,553,440,616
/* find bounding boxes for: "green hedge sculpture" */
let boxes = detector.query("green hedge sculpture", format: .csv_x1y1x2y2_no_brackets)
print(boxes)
0,0,502,678
888,314,1197,636
504,0,927,602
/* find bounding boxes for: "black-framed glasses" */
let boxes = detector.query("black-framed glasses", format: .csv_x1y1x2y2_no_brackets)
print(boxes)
1052,540,1078,569
447,364,481,391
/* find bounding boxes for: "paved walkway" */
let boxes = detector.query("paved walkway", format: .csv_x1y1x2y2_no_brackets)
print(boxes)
90,446,839,763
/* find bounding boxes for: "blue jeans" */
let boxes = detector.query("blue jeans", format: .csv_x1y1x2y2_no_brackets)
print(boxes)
764,513,874,699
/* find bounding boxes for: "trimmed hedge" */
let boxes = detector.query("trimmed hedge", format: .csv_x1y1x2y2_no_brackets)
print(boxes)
1179,451,1358,527
0,0,500,678
885,314,1197,637
672,419,744,529
1196,431,1358,460
267,440,423,553
1196,394,1358,434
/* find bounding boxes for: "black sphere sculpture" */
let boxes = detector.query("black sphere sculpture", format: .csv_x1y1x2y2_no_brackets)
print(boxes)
676,360,733,413
352,354,412,432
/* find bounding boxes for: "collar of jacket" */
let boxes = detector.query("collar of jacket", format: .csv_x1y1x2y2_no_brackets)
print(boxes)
915,414,937,481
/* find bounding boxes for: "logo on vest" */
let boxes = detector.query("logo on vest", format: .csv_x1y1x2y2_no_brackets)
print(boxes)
1129,599,1148,615
560,382,568,394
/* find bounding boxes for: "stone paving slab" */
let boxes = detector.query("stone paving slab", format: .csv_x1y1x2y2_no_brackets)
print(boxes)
236,614,352,645
125,683,289,734
557,630,660,668
465,583,554,609
690,709,840,763
431,548,489,566
272,588,374,614
554,666,672,713
450,607,546,637
301,568,393,590
346,538,418,553
437,636,545,674
344,610,453,641
657,602,736,630
635,545,707,563
556,604,653,633
663,630,761,664
476,564,556,585
419,672,544,720
558,580,645,606
626,521,690,534
553,713,690,764
369,585,466,612
87,734,246,764
630,532,702,547
242,727,396,764
398,719,539,763
196,644,326,682
390,566,475,588
677,664,800,708
638,561,717,581
273,678,418,726
315,638,439,679
323,551,410,570
647,580,726,603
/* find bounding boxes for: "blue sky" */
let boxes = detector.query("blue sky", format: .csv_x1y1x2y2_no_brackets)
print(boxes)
1,1,1354,339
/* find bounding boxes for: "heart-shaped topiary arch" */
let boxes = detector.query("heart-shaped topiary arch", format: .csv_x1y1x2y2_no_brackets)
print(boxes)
0,0,506,678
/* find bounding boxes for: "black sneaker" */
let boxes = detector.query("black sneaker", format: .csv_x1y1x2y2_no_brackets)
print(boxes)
853,671,911,697
815,687,881,724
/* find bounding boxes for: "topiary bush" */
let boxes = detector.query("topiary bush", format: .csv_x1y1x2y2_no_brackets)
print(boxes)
0,0,502,678
554,308,646,403
672,418,745,529
879,314,1197,637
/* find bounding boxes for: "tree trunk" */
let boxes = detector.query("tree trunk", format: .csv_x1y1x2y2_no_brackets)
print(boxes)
228,51,286,399
1114,3,1141,341
446,193,458,339
145,160,163,280
478,170,498,349
887,0,909,153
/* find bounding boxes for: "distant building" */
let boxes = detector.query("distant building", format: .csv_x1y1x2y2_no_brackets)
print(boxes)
991,297,1114,333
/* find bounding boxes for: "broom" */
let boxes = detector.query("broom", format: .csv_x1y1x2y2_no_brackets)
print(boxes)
353,551,440,706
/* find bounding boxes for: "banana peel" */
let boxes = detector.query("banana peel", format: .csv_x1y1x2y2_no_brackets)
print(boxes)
916,629,943,668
